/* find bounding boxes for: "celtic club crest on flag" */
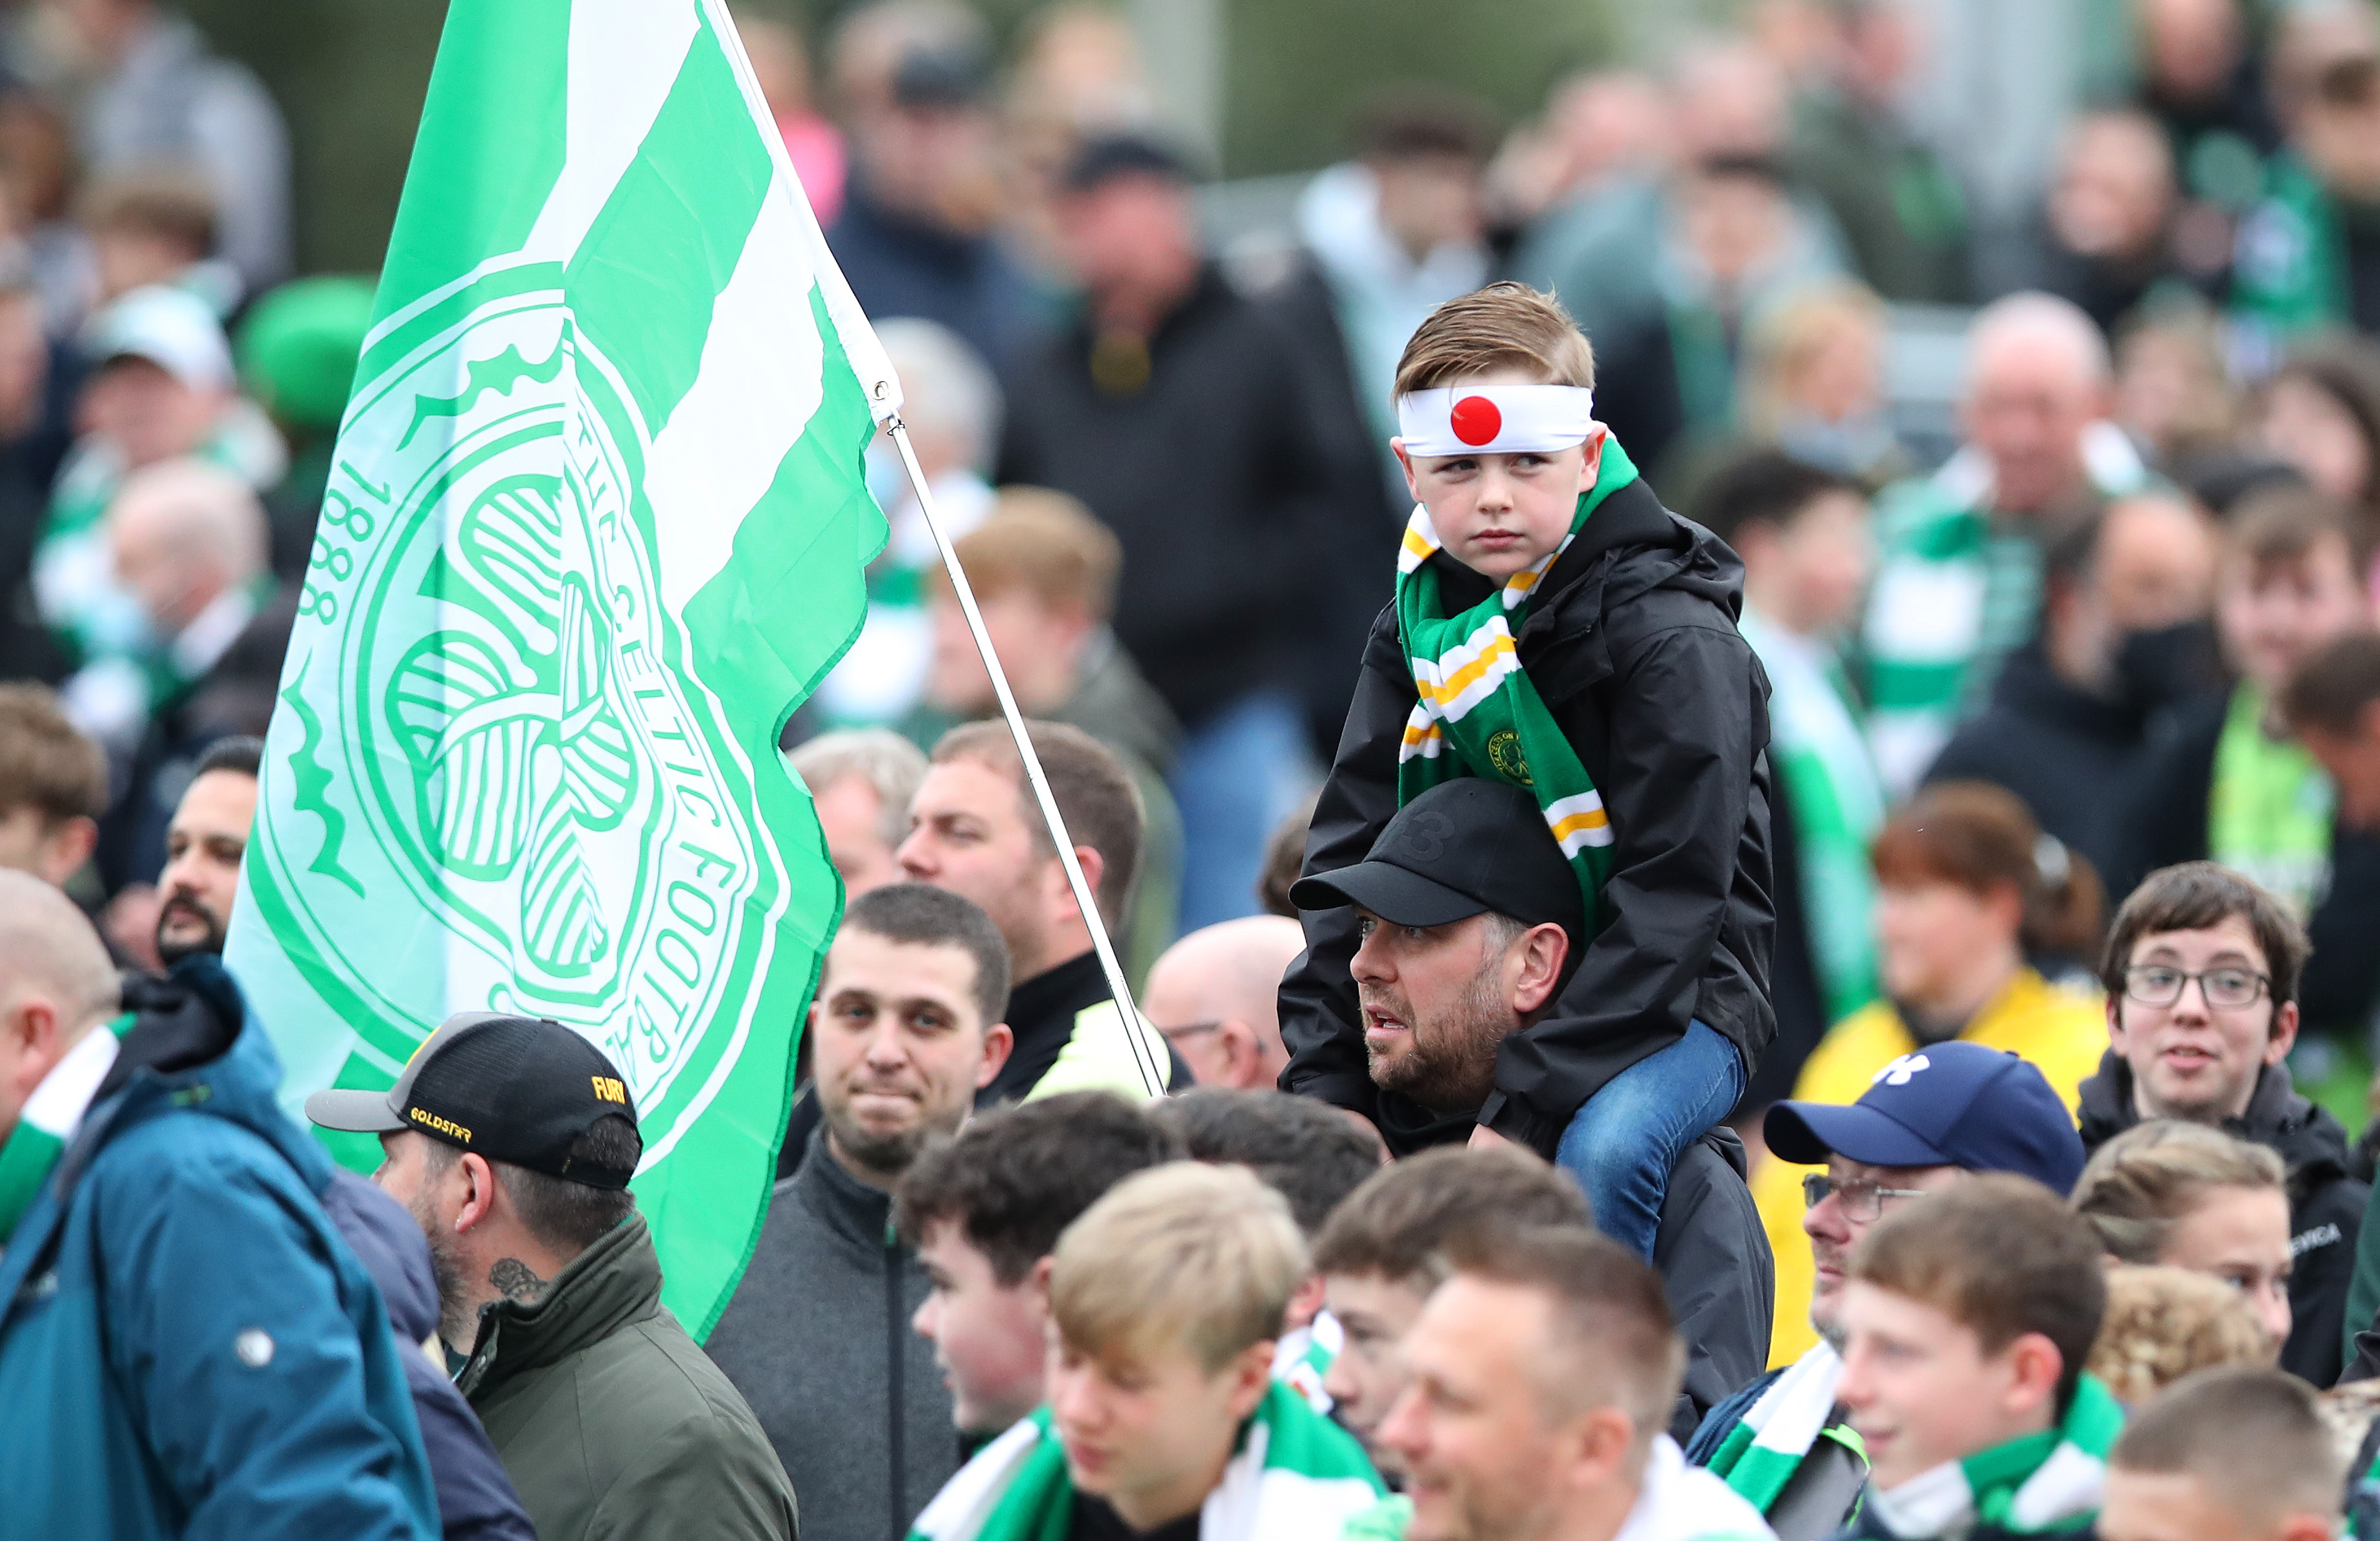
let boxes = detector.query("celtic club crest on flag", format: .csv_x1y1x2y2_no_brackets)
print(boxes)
225,0,901,1335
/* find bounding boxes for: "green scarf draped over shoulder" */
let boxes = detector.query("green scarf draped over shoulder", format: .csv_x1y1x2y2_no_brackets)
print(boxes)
1394,435,1639,926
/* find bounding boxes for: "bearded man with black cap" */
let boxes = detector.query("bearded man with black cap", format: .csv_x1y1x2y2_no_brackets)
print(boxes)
1284,777,1774,1437
310,1013,797,1541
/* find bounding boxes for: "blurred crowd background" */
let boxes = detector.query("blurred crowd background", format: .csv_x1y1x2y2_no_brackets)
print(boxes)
8,0,2380,1148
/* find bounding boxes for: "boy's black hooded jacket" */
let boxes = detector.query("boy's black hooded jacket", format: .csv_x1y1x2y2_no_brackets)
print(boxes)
1278,468,1779,1155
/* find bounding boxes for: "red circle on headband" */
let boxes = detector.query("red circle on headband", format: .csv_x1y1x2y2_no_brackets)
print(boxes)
1449,394,1502,446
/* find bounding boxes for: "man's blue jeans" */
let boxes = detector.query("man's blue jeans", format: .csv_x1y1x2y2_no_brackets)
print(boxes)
1554,1021,1745,1262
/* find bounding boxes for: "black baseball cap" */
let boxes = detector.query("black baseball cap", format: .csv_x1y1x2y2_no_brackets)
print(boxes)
1288,779,1587,951
1763,1040,2086,1196
307,1012,643,1189
890,40,990,111
1061,132,1197,194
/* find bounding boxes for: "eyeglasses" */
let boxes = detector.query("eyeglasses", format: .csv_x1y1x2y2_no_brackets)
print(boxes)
2122,965,2271,1010
1155,1020,1223,1044
1804,1173,1931,1222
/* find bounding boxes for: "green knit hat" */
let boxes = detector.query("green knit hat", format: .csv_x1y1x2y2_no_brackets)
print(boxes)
235,275,376,433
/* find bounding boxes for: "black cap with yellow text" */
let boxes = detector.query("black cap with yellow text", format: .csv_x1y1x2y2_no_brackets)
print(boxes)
306,1012,642,1189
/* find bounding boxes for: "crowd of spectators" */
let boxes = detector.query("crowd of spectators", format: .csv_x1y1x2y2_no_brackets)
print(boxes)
24,1,2380,1540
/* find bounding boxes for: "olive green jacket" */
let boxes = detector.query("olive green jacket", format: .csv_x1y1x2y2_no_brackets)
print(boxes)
457,1215,798,1541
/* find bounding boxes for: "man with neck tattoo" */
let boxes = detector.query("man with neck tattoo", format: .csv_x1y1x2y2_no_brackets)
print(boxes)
312,1013,795,1541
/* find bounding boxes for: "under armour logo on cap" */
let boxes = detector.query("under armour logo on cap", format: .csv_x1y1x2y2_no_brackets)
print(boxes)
1873,1053,1931,1087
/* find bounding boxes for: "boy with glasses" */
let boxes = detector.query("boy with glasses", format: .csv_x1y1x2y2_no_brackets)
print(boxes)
1685,1042,2085,1541
2076,862,2366,1384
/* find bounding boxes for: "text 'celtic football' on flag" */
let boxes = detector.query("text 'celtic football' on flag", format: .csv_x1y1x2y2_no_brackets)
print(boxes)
223,0,899,1336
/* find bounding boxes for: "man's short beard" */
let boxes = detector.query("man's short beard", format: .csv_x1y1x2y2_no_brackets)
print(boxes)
155,900,228,965
407,1189,477,1351
1368,961,1515,1114
822,1095,966,1179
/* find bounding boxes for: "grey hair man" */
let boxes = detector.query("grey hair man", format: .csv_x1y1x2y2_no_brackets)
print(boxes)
791,727,929,898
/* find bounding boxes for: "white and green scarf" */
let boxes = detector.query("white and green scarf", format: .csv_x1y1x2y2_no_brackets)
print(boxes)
1343,1436,1773,1541
0,1014,131,1246
1273,1309,1343,1416
2209,683,2334,919
1706,1343,1857,1513
1866,1375,2121,1539
1740,613,1885,1022
911,1380,1383,1541
1395,435,1639,919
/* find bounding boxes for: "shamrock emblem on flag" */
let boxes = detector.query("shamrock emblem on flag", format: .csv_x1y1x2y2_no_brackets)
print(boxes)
1872,1053,1931,1087
385,472,639,980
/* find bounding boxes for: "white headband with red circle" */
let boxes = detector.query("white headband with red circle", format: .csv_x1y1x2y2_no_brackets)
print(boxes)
1395,384,1598,457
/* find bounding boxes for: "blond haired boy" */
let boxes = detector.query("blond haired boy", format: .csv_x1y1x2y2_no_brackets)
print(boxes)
908,1162,1383,1541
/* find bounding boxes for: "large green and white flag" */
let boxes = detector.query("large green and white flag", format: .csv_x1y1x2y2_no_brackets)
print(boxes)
223,0,898,1336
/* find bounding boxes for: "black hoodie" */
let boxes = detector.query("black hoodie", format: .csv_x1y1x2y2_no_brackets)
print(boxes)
2078,1053,2367,1386
1278,470,1778,1155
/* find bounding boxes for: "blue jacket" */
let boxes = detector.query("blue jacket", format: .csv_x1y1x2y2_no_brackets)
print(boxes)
0,959,438,1541
323,1170,537,1541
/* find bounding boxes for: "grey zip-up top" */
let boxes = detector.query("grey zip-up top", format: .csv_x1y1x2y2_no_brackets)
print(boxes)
706,1124,957,1541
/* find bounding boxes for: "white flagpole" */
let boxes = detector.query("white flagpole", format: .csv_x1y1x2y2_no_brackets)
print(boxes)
881,413,1169,1101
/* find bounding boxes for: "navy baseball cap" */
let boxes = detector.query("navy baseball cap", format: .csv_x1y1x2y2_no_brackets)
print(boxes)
1763,1040,2086,1196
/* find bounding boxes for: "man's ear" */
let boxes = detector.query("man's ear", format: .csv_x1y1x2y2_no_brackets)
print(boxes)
1285,1272,1329,1333
1052,845,1107,920
1225,1338,1276,1419
1029,1253,1055,1310
452,1152,501,1235
1510,922,1570,1015
1557,1406,1638,1493
38,816,97,887
1218,1019,1262,1086
2103,988,2128,1054
1,997,54,1108
2265,999,2300,1065
2000,1332,2065,1419
1392,439,1420,501
977,1022,1015,1088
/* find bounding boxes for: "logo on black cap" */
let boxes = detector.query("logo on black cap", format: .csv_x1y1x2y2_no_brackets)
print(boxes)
306,1012,644,1190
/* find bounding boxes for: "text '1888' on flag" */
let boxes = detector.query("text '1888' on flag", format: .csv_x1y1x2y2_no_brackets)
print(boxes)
223,0,900,1337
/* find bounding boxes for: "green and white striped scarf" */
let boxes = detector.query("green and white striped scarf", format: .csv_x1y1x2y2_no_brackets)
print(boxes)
1395,435,1639,919
0,1013,132,1245
1274,1310,1343,1416
1866,1375,2121,1540
1706,1343,1856,1513
1859,437,2147,798
2208,683,2334,920
911,1380,1383,1541
1740,613,1885,1023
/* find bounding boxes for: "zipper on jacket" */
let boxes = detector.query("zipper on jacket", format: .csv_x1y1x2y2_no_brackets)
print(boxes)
886,1222,906,1540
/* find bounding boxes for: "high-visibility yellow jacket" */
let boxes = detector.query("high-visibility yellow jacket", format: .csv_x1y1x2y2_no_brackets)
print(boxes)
1753,968,2107,1366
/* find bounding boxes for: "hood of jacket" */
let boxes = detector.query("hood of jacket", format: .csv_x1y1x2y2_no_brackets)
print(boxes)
320,1169,442,1346
456,1212,664,1400
2078,1050,2355,1189
52,957,334,1204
